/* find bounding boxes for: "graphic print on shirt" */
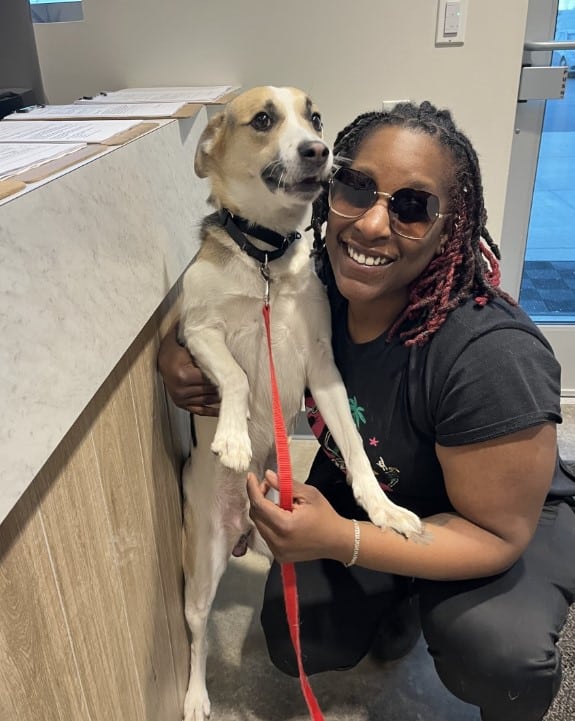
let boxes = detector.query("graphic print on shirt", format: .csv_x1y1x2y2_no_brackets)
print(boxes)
305,391,401,493
305,392,348,473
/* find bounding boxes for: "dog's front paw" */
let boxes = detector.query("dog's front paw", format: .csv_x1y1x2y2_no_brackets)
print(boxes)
370,503,422,539
211,428,252,472
183,686,211,721
352,478,422,538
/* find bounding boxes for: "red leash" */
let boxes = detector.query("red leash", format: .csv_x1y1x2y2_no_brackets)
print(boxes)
262,302,325,721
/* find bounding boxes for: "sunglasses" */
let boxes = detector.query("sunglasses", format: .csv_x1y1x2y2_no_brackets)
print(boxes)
328,166,448,240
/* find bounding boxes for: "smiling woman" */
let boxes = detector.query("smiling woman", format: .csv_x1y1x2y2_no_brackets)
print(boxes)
29,0,83,23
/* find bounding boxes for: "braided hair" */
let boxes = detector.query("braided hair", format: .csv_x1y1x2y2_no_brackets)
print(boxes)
311,100,515,347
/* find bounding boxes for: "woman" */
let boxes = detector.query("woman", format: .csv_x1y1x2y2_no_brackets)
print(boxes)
158,101,575,721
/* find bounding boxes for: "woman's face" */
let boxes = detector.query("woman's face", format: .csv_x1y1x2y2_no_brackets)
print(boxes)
325,125,453,324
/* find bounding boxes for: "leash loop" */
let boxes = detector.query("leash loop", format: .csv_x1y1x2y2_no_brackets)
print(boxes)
260,254,271,307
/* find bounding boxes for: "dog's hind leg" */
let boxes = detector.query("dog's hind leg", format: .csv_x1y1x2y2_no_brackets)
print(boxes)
182,487,230,721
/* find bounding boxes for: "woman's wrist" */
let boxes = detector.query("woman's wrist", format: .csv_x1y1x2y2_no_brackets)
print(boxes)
344,519,361,567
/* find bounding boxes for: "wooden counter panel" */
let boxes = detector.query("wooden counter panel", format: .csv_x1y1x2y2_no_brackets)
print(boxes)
128,309,190,703
0,482,88,721
0,291,190,721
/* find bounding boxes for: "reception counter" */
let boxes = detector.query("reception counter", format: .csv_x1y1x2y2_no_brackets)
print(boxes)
0,110,210,720
0,109,209,522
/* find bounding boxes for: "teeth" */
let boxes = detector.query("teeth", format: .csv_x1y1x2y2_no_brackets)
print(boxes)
346,244,390,267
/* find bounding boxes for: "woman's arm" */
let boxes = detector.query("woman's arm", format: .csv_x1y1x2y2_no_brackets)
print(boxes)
247,423,557,581
157,321,220,415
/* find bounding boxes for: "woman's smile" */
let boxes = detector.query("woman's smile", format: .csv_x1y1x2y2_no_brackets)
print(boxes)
326,126,450,319
340,239,396,268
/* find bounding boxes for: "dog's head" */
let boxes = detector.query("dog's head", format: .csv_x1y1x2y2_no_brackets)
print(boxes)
194,86,332,231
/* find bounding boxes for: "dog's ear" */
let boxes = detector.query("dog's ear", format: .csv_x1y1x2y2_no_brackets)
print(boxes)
194,112,226,178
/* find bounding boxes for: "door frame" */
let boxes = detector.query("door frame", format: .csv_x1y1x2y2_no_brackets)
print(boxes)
500,0,574,396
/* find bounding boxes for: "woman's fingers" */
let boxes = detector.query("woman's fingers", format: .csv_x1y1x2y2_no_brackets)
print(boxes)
246,472,277,518
157,322,220,415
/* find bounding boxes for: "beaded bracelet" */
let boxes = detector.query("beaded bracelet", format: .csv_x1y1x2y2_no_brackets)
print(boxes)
344,519,360,567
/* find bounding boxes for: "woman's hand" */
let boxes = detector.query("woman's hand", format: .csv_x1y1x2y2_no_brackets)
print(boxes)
157,322,220,416
246,470,355,564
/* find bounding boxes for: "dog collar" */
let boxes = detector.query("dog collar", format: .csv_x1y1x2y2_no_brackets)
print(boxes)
216,209,301,263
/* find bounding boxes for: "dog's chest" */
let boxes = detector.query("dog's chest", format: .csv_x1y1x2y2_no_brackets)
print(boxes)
182,234,331,428
224,282,307,389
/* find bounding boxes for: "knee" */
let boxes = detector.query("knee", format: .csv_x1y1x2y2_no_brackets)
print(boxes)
260,594,366,678
423,602,560,721
261,598,300,677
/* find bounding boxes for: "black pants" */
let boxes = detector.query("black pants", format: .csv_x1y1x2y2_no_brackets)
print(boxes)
261,500,575,721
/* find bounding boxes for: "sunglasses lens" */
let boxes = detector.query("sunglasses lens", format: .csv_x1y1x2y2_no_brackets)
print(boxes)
329,167,376,217
329,168,442,239
389,188,440,238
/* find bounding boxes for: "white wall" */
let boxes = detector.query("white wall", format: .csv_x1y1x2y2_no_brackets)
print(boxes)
33,0,529,246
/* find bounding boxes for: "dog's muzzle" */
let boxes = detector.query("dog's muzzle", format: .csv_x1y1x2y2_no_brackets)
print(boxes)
261,140,331,196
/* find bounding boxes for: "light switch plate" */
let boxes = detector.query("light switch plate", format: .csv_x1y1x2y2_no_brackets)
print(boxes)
435,0,468,46
381,99,411,112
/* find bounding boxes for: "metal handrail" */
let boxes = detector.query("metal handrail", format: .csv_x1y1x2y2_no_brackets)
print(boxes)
524,41,575,51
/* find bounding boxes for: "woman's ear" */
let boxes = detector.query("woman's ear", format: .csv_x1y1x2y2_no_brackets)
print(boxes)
439,215,454,250
435,216,452,256
442,214,454,238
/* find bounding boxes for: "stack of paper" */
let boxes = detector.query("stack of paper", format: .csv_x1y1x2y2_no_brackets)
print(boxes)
0,119,158,145
0,142,88,180
0,85,238,194
75,85,239,104
5,102,201,121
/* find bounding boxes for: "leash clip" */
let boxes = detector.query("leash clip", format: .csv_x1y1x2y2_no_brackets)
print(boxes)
260,254,272,306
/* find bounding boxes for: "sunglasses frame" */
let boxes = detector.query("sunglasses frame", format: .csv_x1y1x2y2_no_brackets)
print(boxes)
328,166,449,241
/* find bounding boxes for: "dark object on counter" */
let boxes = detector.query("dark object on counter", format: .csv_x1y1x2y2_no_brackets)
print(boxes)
0,88,37,119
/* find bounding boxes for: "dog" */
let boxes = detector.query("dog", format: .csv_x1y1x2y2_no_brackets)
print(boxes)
178,86,422,721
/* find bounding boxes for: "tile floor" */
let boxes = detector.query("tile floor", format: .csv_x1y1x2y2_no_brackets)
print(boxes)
520,260,575,316
204,403,575,721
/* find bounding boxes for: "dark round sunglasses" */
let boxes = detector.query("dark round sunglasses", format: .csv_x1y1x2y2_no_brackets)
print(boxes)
328,166,448,240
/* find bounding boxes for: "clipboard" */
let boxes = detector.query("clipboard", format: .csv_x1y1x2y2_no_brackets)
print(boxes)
7,103,203,121
100,122,159,145
0,120,160,145
172,103,204,117
76,86,240,105
0,178,26,200
207,89,240,104
13,144,108,183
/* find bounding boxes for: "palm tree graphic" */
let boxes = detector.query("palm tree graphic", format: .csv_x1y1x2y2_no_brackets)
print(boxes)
349,396,366,427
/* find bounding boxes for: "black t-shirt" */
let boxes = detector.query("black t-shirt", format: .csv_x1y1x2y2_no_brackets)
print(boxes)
305,297,573,518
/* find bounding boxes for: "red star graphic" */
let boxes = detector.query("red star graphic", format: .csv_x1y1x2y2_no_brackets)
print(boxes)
369,437,379,446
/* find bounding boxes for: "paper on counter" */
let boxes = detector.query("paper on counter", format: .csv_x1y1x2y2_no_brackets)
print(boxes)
0,142,87,179
75,85,239,104
0,119,155,144
5,102,192,120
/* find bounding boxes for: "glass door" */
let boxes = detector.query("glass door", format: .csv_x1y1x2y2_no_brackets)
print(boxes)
501,0,575,395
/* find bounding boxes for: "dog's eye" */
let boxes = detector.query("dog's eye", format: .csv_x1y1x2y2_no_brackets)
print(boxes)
251,112,273,131
311,112,323,132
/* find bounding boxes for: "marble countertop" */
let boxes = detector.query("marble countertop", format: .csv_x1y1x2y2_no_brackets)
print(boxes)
0,108,210,524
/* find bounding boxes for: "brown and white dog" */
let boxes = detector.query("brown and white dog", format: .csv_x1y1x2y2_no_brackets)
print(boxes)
178,86,421,721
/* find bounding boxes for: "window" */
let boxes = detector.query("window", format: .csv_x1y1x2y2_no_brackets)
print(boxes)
29,0,83,24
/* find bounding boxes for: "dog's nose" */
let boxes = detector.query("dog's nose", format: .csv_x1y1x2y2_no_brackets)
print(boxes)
298,140,330,165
